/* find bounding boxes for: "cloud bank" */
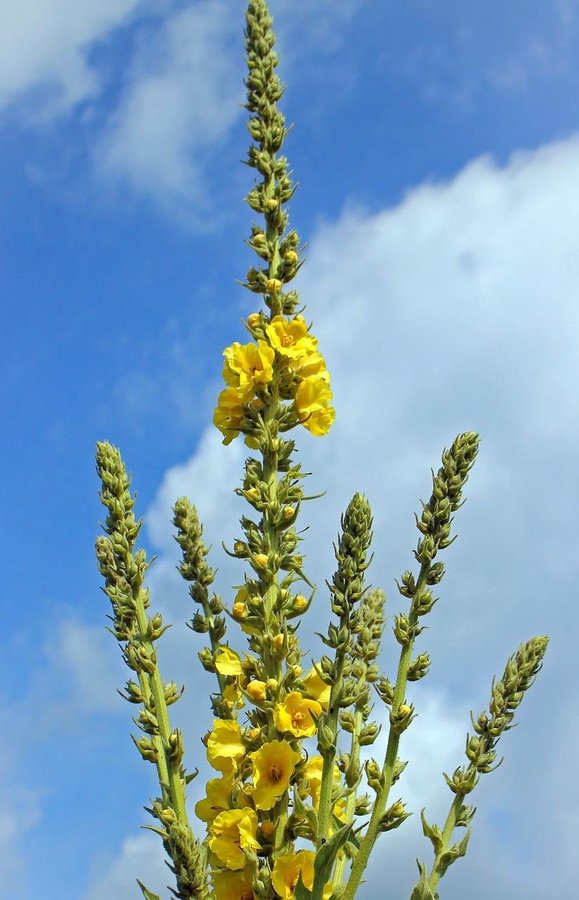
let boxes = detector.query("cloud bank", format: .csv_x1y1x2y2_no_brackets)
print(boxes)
133,134,579,897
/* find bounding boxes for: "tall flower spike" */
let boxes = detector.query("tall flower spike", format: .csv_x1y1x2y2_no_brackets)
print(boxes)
244,0,301,316
340,435,480,900
411,636,549,899
214,0,334,446
95,443,208,900
173,497,229,712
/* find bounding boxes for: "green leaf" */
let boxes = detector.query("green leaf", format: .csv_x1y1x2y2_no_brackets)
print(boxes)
137,880,162,900
409,861,439,900
420,808,443,854
313,821,354,890
294,870,312,900
437,829,471,879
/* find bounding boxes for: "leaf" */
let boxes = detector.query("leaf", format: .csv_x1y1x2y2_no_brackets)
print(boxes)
420,808,443,854
437,829,471,879
137,880,162,900
409,861,439,900
294,870,312,900
313,821,354,889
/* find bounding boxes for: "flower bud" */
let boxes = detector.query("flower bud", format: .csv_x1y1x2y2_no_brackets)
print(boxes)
247,680,267,702
266,278,282,294
232,601,247,620
292,595,307,613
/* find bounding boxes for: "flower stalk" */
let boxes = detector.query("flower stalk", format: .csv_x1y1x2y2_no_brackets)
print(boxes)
95,442,208,899
93,3,548,898
341,433,479,900
411,634,549,900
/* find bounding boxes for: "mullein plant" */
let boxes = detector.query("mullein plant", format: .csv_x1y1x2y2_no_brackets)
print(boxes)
95,2,548,898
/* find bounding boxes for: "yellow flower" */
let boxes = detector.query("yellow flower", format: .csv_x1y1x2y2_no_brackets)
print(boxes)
249,740,301,810
212,867,255,900
215,647,244,677
293,350,330,382
222,680,244,710
214,387,247,444
295,377,335,436
195,775,233,823
300,756,341,808
301,756,324,806
223,340,275,399
265,315,318,361
207,719,246,774
272,851,332,900
209,808,260,870
274,691,322,738
302,667,331,708
333,796,347,825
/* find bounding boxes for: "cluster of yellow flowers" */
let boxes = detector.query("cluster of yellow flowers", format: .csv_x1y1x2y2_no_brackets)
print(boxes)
195,648,339,899
213,313,335,445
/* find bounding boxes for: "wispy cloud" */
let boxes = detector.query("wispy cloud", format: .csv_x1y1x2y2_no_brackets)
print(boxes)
83,833,168,900
94,0,243,218
0,0,148,117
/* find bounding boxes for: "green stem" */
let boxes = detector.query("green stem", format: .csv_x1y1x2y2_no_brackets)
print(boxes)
341,565,428,900
316,644,348,847
427,794,465,894
201,598,227,696
332,709,363,887
134,591,189,824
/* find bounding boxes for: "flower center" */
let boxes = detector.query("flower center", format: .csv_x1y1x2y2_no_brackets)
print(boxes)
268,763,282,782
292,711,305,727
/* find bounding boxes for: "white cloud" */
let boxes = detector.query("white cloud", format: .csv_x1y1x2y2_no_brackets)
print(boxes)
0,787,43,896
45,618,126,716
95,0,243,216
83,833,168,900
0,0,148,116
94,0,364,217
139,134,579,897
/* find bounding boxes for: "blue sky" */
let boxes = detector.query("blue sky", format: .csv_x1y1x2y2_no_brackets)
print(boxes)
2,1,579,897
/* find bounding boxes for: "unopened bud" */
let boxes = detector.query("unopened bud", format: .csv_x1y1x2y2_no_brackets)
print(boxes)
260,820,275,838
266,278,282,294
293,594,307,612
247,680,267,703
